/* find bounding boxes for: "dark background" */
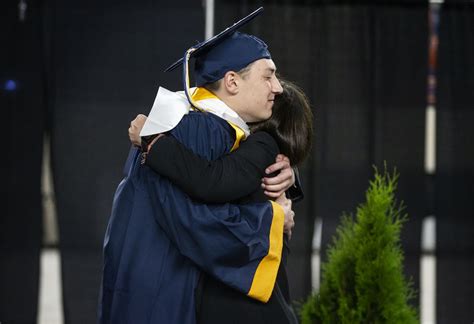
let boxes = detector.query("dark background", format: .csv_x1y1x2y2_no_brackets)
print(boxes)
1,0,473,323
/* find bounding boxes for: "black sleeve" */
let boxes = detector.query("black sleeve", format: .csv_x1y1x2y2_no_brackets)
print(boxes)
286,167,304,203
145,131,279,203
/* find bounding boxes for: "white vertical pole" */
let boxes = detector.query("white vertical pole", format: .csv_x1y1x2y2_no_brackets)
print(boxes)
421,2,442,322
205,0,215,39
38,134,64,323
424,105,437,174
311,217,323,291
421,216,437,324
42,134,59,246
38,249,64,324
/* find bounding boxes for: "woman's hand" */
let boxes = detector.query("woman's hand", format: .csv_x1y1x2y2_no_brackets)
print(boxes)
128,114,147,147
276,194,295,240
261,154,295,198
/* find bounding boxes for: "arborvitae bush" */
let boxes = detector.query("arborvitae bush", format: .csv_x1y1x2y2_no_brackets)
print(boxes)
301,168,418,324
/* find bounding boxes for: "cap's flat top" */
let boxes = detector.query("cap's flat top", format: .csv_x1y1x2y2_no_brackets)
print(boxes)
165,7,264,72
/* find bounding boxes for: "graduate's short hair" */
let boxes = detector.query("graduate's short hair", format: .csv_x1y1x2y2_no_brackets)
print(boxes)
250,80,313,166
203,63,253,93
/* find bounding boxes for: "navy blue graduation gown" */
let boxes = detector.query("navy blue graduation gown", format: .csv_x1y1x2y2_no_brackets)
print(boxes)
99,112,284,324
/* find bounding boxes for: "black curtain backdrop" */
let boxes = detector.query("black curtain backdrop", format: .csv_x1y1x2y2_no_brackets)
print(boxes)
3,1,474,322
0,1,45,323
48,0,203,322
216,1,427,306
436,3,474,323
370,6,427,307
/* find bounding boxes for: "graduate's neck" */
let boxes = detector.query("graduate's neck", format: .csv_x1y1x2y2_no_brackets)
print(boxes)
213,87,250,124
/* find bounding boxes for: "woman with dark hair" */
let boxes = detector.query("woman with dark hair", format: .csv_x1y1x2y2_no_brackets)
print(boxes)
130,80,313,323
250,80,313,167
139,80,313,202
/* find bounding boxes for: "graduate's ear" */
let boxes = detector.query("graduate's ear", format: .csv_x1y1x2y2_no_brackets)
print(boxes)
222,71,240,95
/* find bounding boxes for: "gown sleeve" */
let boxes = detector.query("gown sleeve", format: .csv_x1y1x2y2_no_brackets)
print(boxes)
145,132,278,203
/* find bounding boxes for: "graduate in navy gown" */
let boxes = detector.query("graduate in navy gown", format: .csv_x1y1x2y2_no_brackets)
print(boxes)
129,80,313,323
99,8,298,324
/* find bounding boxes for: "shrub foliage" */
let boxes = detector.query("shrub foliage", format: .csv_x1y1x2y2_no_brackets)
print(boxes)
301,168,418,324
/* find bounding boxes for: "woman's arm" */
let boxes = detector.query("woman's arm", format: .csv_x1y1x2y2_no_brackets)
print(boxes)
144,131,279,203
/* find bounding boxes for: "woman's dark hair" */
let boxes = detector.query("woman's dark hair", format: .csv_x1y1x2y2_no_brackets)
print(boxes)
250,80,313,166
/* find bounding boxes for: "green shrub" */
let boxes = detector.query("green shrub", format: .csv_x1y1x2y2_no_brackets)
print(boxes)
301,168,418,324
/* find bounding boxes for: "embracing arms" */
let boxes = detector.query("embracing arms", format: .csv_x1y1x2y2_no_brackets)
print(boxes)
129,114,303,203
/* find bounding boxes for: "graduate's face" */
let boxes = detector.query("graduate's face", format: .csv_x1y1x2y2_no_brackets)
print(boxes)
235,59,283,123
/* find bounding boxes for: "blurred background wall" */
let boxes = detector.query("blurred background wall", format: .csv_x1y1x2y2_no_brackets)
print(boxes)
1,0,472,323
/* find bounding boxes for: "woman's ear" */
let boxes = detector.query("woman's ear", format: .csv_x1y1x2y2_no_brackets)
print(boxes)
222,71,239,95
